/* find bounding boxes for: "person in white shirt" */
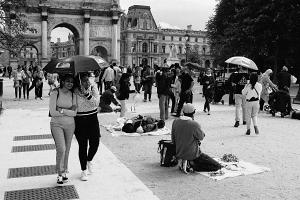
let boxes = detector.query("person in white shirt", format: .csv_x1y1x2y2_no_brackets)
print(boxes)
242,72,262,135
101,65,115,90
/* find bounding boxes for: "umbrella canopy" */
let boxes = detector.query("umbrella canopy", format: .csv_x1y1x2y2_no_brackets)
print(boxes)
43,55,109,74
185,62,205,71
225,56,258,70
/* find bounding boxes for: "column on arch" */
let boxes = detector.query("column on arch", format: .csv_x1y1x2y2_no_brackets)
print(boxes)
41,11,48,59
84,12,90,56
112,14,119,60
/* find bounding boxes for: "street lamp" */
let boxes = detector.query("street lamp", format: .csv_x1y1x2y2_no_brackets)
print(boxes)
184,33,190,63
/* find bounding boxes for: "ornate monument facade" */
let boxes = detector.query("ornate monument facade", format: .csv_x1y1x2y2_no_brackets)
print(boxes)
120,5,214,68
8,0,122,67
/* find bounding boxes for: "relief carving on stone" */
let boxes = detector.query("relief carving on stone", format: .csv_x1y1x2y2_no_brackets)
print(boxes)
90,19,111,26
26,22,41,35
90,26,112,38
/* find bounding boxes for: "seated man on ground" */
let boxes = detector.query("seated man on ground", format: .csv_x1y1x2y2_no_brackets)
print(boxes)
99,86,121,113
171,103,222,172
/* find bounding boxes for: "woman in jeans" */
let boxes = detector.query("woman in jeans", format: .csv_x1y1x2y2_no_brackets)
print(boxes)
242,72,262,135
49,74,77,185
12,66,23,100
74,73,100,181
21,66,32,99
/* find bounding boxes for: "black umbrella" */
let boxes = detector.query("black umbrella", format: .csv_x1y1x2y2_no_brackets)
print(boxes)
43,55,108,74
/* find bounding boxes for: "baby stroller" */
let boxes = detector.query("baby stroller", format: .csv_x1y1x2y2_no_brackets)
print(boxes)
268,89,292,117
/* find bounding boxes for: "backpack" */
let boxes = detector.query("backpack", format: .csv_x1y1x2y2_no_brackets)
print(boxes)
157,140,178,167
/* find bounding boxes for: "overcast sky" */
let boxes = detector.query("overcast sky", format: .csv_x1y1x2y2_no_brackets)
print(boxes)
120,0,218,31
51,0,218,42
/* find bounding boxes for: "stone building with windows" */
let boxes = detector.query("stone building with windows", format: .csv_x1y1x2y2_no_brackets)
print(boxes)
50,33,76,59
120,5,214,68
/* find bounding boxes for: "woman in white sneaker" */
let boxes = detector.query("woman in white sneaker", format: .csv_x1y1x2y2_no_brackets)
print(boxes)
74,73,100,181
49,74,77,185
242,72,262,135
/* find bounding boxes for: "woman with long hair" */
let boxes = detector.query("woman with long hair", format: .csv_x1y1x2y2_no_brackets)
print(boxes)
74,73,100,181
12,65,23,100
21,66,32,99
117,73,131,117
242,72,262,135
49,74,77,185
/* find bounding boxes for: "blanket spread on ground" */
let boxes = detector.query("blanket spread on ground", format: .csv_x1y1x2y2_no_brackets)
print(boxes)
197,158,271,181
101,117,171,137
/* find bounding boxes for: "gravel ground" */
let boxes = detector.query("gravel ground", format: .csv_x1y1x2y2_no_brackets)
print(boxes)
1,77,300,200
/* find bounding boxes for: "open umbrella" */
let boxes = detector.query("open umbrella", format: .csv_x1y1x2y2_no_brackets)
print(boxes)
225,56,258,70
43,55,108,74
185,62,205,71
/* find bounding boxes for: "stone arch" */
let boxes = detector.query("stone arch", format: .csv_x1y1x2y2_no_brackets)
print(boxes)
91,45,108,61
49,22,81,56
19,44,39,66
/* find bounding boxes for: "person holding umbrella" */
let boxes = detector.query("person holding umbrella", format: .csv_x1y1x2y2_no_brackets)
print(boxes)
74,73,100,181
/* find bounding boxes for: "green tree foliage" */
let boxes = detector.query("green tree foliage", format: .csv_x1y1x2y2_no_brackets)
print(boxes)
207,0,300,75
0,0,35,56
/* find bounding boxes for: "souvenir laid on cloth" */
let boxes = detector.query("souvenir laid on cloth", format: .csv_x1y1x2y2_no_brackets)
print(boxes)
196,157,271,181
101,115,170,137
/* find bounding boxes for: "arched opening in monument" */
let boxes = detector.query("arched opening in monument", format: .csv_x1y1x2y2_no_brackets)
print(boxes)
91,46,108,61
50,24,80,59
19,45,39,66
205,60,211,68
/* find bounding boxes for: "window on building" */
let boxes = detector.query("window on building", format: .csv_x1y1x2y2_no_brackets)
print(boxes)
154,44,157,53
179,37,182,41
142,42,148,53
203,37,206,43
203,47,206,55
195,37,198,42
162,35,165,40
171,36,173,41
30,53,33,58
179,46,182,54
162,45,166,53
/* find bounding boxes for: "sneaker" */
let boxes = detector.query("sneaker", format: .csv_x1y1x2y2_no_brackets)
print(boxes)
143,99,147,102
234,121,239,127
57,175,64,186
87,161,93,174
207,112,210,115
80,170,88,181
62,172,68,182
243,121,246,125
40,97,43,100
245,129,251,135
254,126,259,134
149,99,151,102
203,109,207,113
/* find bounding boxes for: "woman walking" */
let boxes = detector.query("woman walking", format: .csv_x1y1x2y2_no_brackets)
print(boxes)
49,74,77,185
21,66,32,99
74,73,100,181
117,73,131,117
33,66,44,100
242,72,262,135
259,69,277,111
12,66,23,100
201,68,215,115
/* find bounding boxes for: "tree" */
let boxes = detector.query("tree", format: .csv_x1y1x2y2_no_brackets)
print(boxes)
0,0,35,57
207,0,300,77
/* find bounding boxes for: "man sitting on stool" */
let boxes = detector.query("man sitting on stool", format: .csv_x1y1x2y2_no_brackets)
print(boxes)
171,103,222,173
99,86,121,113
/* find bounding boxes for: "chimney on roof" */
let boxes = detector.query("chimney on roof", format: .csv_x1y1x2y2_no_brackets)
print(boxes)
187,25,192,31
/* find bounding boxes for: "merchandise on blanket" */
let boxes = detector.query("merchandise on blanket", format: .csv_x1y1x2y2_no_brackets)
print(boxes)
221,153,239,162
291,110,300,120
158,140,178,167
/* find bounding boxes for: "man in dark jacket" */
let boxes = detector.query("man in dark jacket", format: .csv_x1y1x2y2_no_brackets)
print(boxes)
99,86,120,113
277,66,292,91
156,67,172,120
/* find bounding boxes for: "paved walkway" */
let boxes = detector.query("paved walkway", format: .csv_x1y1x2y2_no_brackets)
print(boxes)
0,108,159,200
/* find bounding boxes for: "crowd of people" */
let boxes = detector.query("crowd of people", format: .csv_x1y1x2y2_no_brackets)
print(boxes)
2,61,298,181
